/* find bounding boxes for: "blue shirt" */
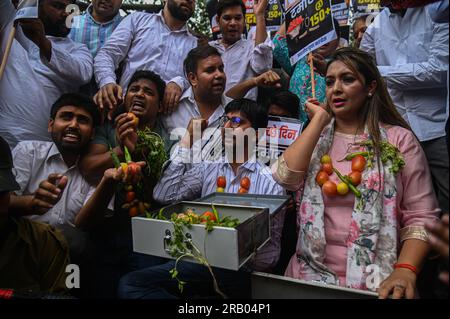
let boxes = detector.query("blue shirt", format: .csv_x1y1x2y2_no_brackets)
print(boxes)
69,5,123,57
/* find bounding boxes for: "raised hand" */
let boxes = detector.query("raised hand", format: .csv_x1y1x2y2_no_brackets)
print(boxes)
115,113,138,154
162,82,182,114
253,0,268,17
94,83,124,120
30,173,68,215
254,70,282,88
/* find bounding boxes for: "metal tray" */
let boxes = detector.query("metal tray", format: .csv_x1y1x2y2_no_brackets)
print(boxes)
195,193,291,215
251,272,378,299
132,201,270,270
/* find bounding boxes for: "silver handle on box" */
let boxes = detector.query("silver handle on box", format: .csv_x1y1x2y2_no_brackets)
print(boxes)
163,229,172,253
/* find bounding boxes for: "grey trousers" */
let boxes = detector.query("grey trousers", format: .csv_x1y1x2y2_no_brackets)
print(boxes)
421,136,449,214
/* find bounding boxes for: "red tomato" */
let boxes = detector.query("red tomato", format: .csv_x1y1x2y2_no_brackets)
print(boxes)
321,163,333,175
315,171,329,186
238,187,248,194
128,206,139,217
240,177,251,190
217,176,227,188
348,171,362,186
200,211,217,222
126,191,136,203
322,181,337,196
127,162,140,176
128,112,139,127
351,155,366,172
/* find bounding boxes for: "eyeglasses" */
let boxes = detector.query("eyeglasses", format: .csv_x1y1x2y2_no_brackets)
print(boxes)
219,115,242,128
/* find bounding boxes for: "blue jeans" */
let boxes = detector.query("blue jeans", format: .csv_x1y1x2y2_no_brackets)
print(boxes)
117,260,251,299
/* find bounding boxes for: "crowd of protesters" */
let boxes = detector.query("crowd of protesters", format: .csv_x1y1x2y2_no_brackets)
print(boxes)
0,0,448,299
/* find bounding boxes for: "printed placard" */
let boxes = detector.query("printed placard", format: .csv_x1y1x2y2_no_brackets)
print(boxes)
259,116,303,161
285,0,336,65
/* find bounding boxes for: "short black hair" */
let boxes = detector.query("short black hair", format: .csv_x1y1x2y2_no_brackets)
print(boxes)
50,93,101,127
217,0,246,18
127,70,166,102
267,91,300,119
225,98,268,130
184,45,221,76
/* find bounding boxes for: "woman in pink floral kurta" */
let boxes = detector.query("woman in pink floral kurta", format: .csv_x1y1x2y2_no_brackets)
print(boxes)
272,48,439,298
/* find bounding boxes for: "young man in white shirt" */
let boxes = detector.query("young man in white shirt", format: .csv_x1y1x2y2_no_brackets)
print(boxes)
0,0,93,148
173,0,273,101
117,99,286,299
8,93,101,261
93,0,198,119
161,45,229,144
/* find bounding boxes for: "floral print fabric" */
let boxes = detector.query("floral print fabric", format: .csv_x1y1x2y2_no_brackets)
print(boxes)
291,119,399,290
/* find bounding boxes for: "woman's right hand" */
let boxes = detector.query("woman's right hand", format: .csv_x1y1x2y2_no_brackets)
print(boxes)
305,98,332,126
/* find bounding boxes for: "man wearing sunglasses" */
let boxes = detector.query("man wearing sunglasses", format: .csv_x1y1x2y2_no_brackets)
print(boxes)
118,98,286,299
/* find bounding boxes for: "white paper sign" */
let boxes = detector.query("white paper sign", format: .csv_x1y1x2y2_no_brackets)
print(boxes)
15,0,39,21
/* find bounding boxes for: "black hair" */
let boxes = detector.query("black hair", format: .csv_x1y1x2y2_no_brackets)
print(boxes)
217,0,246,18
184,45,221,76
50,93,101,127
267,90,300,119
127,70,166,102
225,98,268,130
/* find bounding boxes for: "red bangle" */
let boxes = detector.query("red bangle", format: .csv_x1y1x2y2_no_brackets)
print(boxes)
394,263,417,274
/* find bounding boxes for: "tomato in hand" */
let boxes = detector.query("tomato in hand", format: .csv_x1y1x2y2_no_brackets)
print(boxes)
322,181,337,196
316,171,329,186
321,163,333,175
240,177,251,190
348,171,362,186
126,191,136,203
217,176,227,188
128,112,139,127
351,155,366,172
129,206,139,217
127,162,141,176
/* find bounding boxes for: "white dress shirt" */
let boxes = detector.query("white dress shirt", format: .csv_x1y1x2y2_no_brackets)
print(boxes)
161,86,230,140
12,141,94,228
0,1,93,148
94,10,197,89
153,146,286,271
209,37,273,101
360,7,449,142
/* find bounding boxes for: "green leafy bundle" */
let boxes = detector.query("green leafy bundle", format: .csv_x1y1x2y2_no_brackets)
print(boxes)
357,140,406,174
135,127,167,180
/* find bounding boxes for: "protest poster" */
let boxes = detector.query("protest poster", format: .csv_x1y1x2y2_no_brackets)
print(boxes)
351,0,383,17
281,0,301,11
259,116,304,163
285,0,336,65
331,0,349,25
14,0,39,21
244,0,283,32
